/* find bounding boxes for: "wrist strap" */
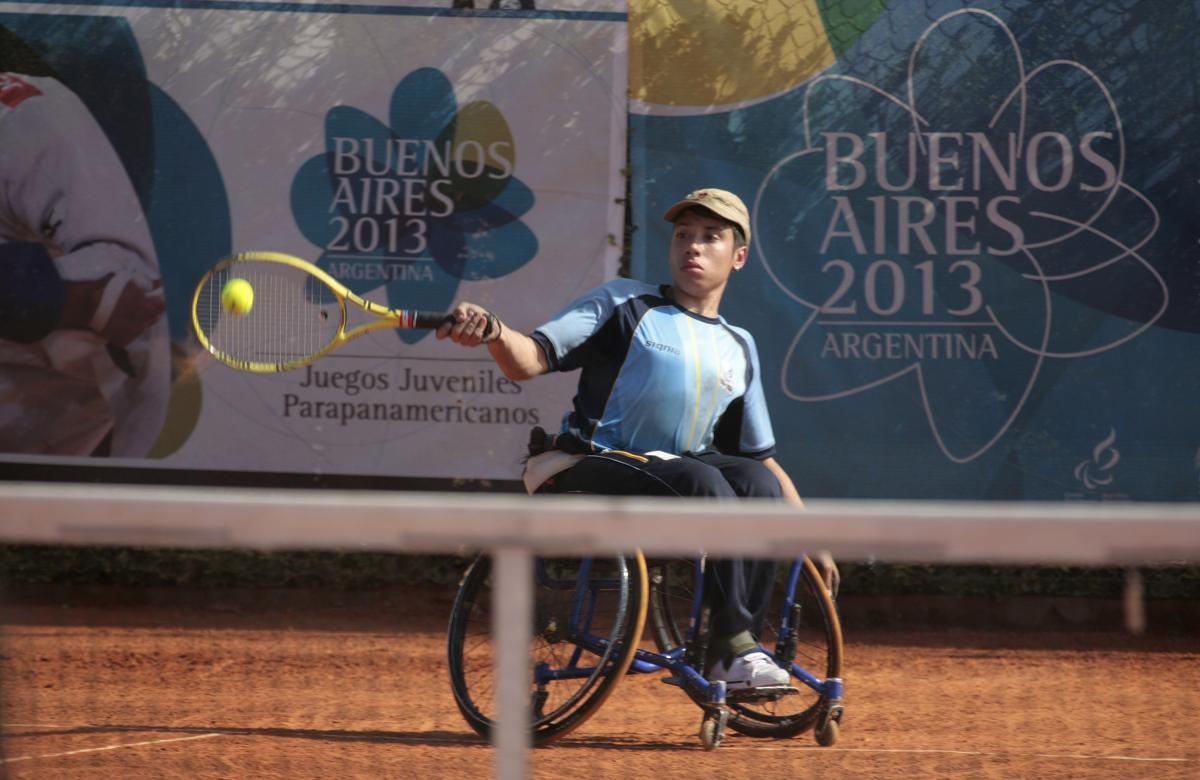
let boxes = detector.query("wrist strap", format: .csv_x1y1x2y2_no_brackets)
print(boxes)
483,312,503,343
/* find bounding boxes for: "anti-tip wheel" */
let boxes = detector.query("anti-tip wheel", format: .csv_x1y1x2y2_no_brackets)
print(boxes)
699,710,729,750
815,718,839,747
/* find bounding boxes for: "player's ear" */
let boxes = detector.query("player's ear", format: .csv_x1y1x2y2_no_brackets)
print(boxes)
732,244,748,271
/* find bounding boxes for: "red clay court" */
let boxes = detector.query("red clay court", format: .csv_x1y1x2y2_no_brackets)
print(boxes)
2,584,1196,779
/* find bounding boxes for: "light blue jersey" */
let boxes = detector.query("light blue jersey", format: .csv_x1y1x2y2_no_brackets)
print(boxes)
530,280,775,458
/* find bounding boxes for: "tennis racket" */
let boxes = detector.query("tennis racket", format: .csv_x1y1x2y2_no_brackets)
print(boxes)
192,251,485,373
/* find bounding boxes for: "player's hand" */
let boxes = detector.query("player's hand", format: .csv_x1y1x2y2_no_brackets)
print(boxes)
814,550,840,599
438,302,499,347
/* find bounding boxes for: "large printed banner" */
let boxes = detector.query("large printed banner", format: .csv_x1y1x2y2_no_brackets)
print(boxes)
631,0,1200,501
0,1,627,483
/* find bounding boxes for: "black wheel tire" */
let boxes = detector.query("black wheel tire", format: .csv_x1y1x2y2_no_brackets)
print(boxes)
447,552,648,746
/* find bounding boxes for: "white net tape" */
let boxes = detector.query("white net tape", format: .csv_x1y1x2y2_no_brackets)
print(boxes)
1,482,1197,564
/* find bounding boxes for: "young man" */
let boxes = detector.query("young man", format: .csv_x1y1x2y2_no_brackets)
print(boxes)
438,187,834,689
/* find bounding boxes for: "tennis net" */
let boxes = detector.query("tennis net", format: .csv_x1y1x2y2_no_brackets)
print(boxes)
1,481,1197,778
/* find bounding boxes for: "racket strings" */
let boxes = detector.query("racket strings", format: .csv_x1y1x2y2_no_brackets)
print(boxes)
195,262,342,368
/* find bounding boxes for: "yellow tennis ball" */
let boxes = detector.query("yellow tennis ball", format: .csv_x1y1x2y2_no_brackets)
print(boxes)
221,278,254,316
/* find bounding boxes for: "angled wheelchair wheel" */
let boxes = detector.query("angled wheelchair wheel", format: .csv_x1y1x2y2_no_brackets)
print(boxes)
649,555,842,738
447,552,648,746
727,556,843,738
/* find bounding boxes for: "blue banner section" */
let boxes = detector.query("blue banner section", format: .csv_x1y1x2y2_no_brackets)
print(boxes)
632,0,1200,501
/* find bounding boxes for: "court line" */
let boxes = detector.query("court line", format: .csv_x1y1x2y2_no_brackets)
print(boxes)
716,744,1192,763
1,724,483,747
3,724,1189,764
1,732,224,763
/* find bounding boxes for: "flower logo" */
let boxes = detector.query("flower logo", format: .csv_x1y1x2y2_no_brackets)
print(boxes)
291,67,537,343
754,9,1165,463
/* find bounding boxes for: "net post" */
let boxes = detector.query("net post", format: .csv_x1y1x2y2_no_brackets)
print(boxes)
1123,567,1146,635
492,544,532,779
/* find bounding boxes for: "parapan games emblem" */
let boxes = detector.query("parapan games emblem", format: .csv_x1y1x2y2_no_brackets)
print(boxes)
755,9,1165,463
1074,428,1119,491
290,67,538,342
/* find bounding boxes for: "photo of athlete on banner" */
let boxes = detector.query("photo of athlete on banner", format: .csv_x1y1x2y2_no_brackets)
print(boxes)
0,66,169,457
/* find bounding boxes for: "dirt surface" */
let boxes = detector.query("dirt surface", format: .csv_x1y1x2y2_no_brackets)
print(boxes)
1,585,1197,779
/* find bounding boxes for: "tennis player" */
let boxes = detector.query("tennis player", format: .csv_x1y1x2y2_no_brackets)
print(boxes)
439,187,836,690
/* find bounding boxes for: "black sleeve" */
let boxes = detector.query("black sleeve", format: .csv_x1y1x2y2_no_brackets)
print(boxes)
532,308,630,373
713,396,776,460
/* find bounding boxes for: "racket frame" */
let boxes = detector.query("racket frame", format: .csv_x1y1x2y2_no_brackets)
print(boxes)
192,250,446,373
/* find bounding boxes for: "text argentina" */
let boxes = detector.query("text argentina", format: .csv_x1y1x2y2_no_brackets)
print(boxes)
820,330,999,360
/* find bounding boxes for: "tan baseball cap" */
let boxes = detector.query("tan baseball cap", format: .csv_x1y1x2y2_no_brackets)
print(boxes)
662,188,751,244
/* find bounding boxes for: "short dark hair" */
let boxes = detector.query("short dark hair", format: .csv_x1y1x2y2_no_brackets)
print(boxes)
674,206,747,250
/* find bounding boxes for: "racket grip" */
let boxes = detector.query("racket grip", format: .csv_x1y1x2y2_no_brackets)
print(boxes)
413,311,456,329
413,310,498,341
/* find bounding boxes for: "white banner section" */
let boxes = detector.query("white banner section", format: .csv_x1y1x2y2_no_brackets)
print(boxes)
0,3,628,481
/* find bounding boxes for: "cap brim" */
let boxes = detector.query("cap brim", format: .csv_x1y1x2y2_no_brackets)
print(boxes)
662,199,750,243
661,200,694,223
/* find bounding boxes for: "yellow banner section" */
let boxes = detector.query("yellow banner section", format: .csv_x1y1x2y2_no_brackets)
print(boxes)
630,0,835,107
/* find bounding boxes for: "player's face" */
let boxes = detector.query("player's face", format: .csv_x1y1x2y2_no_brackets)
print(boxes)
668,212,747,312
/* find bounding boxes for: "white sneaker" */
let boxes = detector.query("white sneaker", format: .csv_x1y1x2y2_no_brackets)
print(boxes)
708,650,790,690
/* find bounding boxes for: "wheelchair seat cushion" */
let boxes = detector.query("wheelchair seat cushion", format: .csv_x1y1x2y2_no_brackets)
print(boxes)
523,450,584,494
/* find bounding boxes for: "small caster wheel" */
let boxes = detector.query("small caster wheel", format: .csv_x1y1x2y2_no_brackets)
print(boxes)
815,718,839,747
699,709,729,750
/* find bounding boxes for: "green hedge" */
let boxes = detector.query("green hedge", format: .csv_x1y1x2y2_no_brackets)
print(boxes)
3,545,1198,599
0,546,473,589
839,561,1200,599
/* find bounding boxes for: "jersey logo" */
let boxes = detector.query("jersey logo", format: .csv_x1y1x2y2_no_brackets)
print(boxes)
644,338,681,356
0,73,42,109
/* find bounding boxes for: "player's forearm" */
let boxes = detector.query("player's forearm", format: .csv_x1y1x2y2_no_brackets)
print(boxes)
765,460,837,594
486,320,549,381
438,302,549,380
763,456,805,509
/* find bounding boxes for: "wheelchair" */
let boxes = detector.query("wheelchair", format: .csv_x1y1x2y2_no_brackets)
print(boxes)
446,547,844,749
447,432,844,749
